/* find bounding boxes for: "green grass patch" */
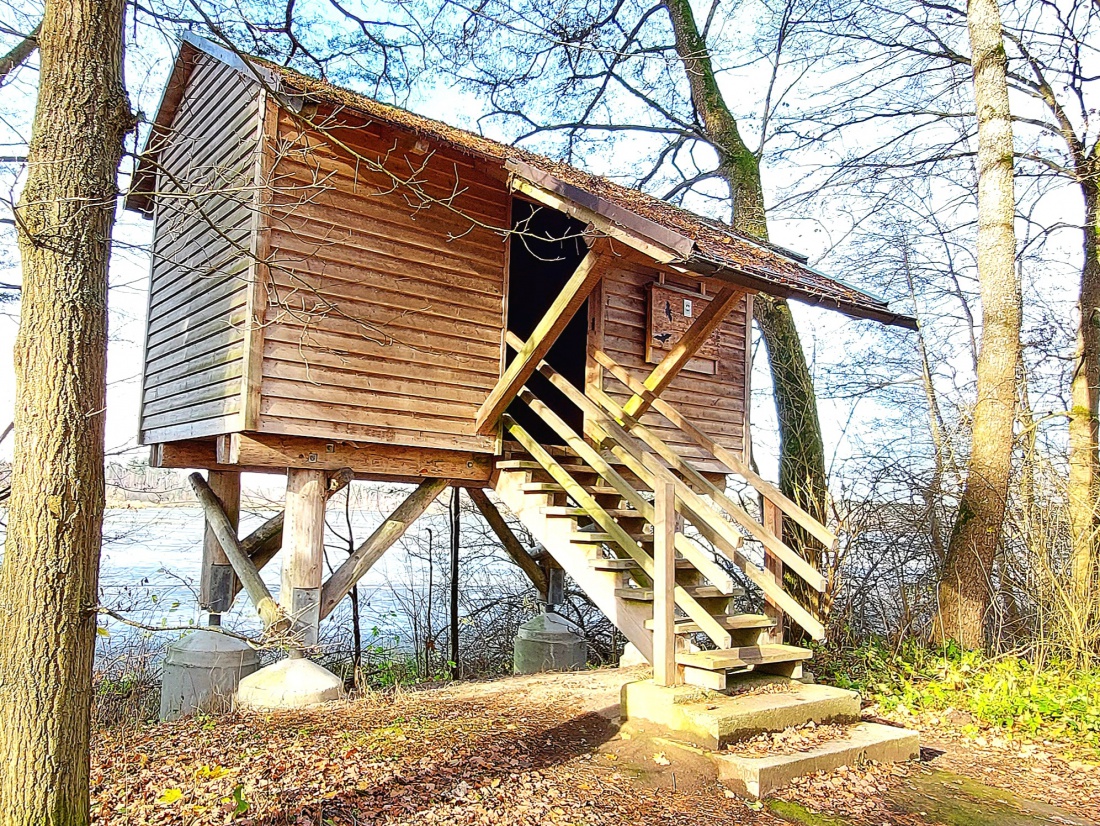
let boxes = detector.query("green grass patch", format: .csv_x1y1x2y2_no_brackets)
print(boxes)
816,639,1100,755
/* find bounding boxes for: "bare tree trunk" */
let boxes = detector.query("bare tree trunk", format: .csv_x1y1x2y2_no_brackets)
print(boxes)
0,0,131,822
932,0,1020,649
662,0,829,538
1069,184,1100,592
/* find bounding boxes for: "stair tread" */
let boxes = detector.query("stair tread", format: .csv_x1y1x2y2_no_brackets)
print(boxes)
594,557,693,571
497,460,595,474
542,507,643,519
615,585,735,601
570,531,652,544
645,613,774,632
520,481,630,498
677,644,812,671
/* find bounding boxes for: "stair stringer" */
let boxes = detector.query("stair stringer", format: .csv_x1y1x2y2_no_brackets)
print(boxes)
494,469,655,664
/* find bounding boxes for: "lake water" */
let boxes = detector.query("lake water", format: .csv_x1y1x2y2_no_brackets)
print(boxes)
95,503,532,668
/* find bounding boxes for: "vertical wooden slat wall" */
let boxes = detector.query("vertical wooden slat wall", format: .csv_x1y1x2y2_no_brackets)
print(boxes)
139,53,262,444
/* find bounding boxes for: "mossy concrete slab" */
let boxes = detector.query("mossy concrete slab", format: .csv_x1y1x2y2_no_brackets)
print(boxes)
889,768,1098,826
620,678,861,750
716,722,919,799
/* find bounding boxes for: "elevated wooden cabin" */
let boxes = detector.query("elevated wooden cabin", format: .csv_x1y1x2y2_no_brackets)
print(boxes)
129,35,915,692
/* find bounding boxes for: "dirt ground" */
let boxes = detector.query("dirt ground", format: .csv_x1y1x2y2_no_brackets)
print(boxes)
91,666,1100,825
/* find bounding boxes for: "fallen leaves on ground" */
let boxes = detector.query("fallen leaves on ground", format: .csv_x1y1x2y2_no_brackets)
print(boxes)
92,681,766,826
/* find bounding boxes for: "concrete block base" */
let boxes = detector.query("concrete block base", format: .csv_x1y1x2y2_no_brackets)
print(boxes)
236,657,345,710
716,721,920,799
620,677,861,750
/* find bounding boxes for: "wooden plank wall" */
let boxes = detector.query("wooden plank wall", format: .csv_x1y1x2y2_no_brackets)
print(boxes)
260,108,509,453
140,53,261,444
597,259,749,474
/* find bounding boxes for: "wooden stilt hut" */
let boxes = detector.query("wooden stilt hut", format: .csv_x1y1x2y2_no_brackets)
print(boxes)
127,34,914,690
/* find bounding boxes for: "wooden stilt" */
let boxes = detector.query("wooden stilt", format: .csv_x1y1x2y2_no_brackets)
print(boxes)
200,470,240,621
762,498,785,644
468,487,549,599
320,477,448,619
189,473,286,632
231,468,354,601
281,468,327,650
650,459,680,686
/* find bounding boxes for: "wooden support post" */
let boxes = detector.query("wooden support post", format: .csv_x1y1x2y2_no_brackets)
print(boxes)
281,468,328,650
545,565,565,609
652,470,679,687
189,473,286,632
449,487,460,681
320,477,448,619
230,468,354,602
468,487,549,598
200,470,240,621
475,237,609,434
622,285,742,420
762,497,785,644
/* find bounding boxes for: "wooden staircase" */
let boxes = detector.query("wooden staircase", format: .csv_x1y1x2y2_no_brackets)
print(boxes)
489,342,839,692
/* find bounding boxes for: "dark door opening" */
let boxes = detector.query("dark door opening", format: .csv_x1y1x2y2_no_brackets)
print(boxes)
505,199,590,448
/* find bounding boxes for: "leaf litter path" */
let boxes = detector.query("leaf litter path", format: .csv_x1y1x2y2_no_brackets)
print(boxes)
91,666,1100,825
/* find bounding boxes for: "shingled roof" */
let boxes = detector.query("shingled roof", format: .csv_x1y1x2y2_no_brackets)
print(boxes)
128,34,916,329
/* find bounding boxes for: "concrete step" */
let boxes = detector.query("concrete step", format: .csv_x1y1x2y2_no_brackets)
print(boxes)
621,677,862,750
715,722,920,799
645,613,773,633
678,644,812,672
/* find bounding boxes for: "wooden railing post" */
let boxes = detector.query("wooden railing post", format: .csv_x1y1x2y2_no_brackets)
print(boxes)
762,497,785,644
652,471,680,686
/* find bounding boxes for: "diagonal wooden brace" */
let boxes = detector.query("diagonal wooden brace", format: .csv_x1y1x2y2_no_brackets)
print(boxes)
190,472,287,633
320,477,448,619
468,487,549,598
622,284,742,420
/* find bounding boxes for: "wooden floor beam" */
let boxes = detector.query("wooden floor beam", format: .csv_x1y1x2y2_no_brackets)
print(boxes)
622,285,742,420
475,236,610,434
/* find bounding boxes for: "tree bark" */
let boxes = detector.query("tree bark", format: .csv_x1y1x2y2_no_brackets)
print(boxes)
932,0,1020,649
0,0,131,822
1068,182,1100,592
662,0,829,536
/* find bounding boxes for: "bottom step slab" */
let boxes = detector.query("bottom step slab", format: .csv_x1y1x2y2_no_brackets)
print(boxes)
715,722,920,799
621,678,861,750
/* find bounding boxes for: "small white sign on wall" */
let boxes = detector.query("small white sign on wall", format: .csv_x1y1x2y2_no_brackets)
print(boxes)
684,298,693,318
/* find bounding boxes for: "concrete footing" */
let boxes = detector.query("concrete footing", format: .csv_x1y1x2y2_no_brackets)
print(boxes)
236,657,345,710
715,722,921,799
159,629,260,721
620,677,861,750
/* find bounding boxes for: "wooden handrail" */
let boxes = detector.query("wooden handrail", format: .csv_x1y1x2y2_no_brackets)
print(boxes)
593,348,838,551
589,385,827,593
504,412,733,649
514,350,826,640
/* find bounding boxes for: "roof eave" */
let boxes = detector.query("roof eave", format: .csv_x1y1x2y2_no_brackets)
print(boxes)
682,255,918,330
